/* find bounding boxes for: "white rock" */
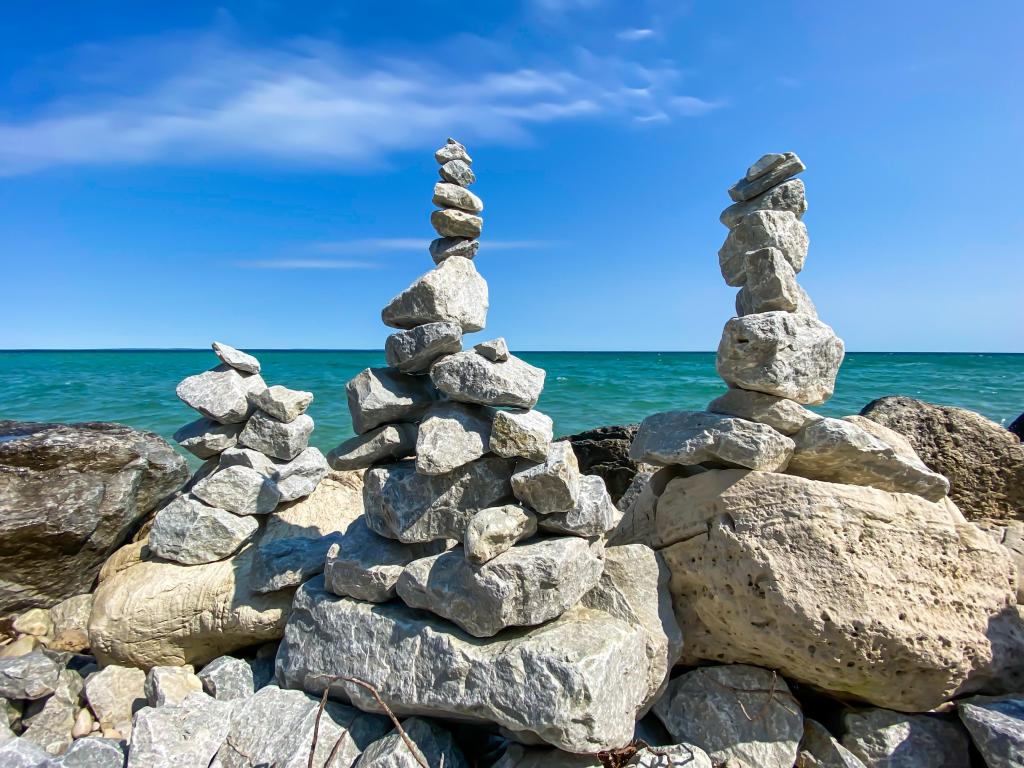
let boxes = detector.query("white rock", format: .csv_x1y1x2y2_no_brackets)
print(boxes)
720,178,807,229
12,608,51,638
435,138,472,165
252,385,313,423
431,350,546,408
734,246,804,314
464,504,538,564
728,151,805,202
238,411,313,461
539,475,622,537
629,410,795,471
490,409,554,462
84,665,146,740
707,388,822,435
719,210,809,287
474,337,509,362
176,367,261,425
128,692,234,768
433,182,484,213
429,237,478,264
191,466,281,515
431,209,483,239
717,311,845,405
416,402,494,475
173,418,243,459
385,322,462,374
382,257,488,333
840,709,971,768
358,717,468,768
439,159,476,186
274,447,329,502
198,657,254,702
144,665,203,707
149,495,258,565
49,594,94,637
212,342,261,374
511,441,581,514
327,424,417,470
346,367,437,435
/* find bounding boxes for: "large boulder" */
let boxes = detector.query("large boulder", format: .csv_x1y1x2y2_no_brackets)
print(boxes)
860,396,1024,521
0,420,187,615
653,469,1020,711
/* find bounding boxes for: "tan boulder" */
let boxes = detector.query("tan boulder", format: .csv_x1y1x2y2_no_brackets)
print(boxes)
657,469,1020,712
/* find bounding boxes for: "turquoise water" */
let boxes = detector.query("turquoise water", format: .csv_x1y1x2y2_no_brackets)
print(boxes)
0,351,1021,464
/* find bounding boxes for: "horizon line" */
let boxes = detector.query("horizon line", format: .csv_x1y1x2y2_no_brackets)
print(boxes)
2,348,1023,356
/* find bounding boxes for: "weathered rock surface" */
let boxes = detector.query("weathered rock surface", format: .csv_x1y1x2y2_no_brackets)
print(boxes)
464,505,537,564
198,656,254,702
978,521,1024,602
176,366,261,424
129,692,234,768
191,465,280,515
89,544,294,668
273,447,329,502
433,182,484,213
397,537,605,636
657,469,1019,711
511,441,581,514
630,410,795,471
252,385,313,423
797,719,867,768
0,420,187,614
358,717,468,768
144,665,203,707
49,595,94,638
708,388,821,435
346,367,437,435
212,342,261,374
148,495,258,565
385,322,463,373
416,402,494,475
654,665,803,768
788,417,950,501
439,159,476,186
475,337,509,362
429,237,478,263
735,246,805,314
173,418,242,459
957,694,1024,768
0,652,60,701
840,709,971,768
382,256,488,332
12,608,52,638
0,737,51,766
719,210,809,286
490,409,553,462
275,576,657,752
717,311,845,405
327,424,417,470
238,411,313,461
216,447,277,477
435,138,471,165
431,350,545,409
728,151,805,202
861,396,1024,522
720,178,807,229
364,457,515,543
51,737,126,767
539,475,621,537
85,664,145,738
20,668,82,755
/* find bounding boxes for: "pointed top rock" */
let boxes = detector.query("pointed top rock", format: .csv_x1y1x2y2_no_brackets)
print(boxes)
728,151,805,202
435,138,472,165
212,341,260,374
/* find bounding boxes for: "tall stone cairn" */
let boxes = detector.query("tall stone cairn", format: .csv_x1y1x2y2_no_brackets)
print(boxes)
277,139,681,754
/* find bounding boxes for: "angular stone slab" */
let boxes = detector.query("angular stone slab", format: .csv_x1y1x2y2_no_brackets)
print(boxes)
385,322,462,374
382,256,488,333
274,447,329,502
145,665,203,707
346,367,437,435
717,311,845,405
0,652,60,701
0,738,51,766
192,465,281,515
957,695,1024,768
212,342,261,374
252,385,313,423
629,410,795,471
431,209,483,238
199,656,255,702
364,457,515,543
511,441,581,514
720,178,806,229
735,246,803,314
464,504,537,564
19,667,82,755
840,709,970,768
728,151,805,202
176,366,262,425
431,350,545,409
149,495,258,565
173,418,243,459
327,424,417,470
435,138,472,165
746,152,788,181
798,719,867,768
538,474,622,537
396,537,605,637
433,182,484,213
788,417,950,501
129,692,234,768
439,159,476,186
217,446,278,476
429,237,478,264
85,664,146,738
490,409,553,462
238,411,313,461
475,337,509,362
719,210,809,287
707,388,822,435
416,402,494,475
275,576,655,752
53,737,126,767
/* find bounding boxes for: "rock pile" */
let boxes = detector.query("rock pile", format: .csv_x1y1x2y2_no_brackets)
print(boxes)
277,139,681,753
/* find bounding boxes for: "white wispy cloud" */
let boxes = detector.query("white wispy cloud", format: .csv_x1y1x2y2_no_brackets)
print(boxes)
234,259,381,270
617,28,656,42
310,238,552,253
0,30,723,176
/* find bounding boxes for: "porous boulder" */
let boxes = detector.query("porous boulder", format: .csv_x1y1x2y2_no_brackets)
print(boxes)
382,256,488,332
0,420,187,614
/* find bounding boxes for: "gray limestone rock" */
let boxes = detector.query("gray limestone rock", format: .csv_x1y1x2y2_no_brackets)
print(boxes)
396,537,605,637
198,657,254,702
148,495,258,565
346,367,437,435
84,665,146,739
788,417,951,501
173,418,242,459
435,138,472,165
654,665,803,768
324,517,453,602
629,410,795,471
429,237,478,264
746,152,788,181
475,337,510,362
364,457,516,543
490,409,553,462
212,342,261,374
144,665,203,707
416,402,494,475
493,744,602,768
382,256,488,333
719,210,809,287
250,532,343,594
128,692,234,768
275,576,656,752
191,466,281,515
274,447,329,503
238,411,313,461
840,709,971,768
327,424,417,470
721,178,807,229
728,151,805,202
385,322,463,374
20,668,82,756
708,388,822,435
0,653,60,700
464,505,538,564
431,350,545,409
252,385,313,423
957,695,1024,768
49,737,126,767
176,366,263,425
433,182,484,213
797,719,867,768
0,737,51,767
357,717,468,768
211,684,390,768
439,159,476,186
734,246,803,314
717,311,845,405
431,209,483,238
539,474,622,537
216,447,278,476
511,441,581,514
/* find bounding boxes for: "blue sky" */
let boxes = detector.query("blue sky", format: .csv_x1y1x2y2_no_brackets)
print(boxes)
1,1,1021,351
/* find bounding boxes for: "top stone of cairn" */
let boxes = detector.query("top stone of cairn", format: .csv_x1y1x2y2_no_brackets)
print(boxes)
435,138,472,166
728,151,805,202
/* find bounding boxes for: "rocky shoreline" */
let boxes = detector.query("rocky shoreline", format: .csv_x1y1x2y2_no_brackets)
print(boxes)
1,145,1023,768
